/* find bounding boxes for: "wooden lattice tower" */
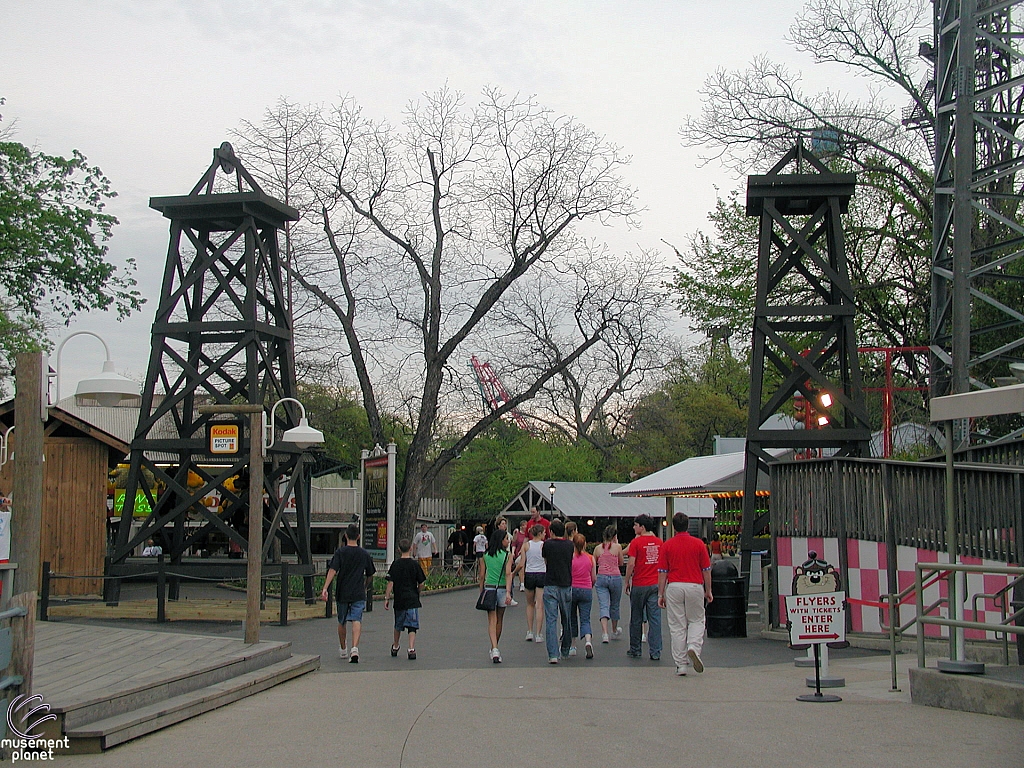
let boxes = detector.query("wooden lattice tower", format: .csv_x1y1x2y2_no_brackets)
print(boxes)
107,143,314,599
739,144,872,580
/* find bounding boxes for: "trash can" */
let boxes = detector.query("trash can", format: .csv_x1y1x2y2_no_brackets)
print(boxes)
706,560,748,638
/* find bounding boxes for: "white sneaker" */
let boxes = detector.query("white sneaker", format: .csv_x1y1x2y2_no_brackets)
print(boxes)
519,584,525,592
525,632,535,641
568,647,577,657
534,634,544,643
337,647,349,659
491,648,502,663
613,627,623,639
686,648,704,673
349,647,359,663
641,632,647,643
676,665,689,676
601,633,610,643
509,598,519,607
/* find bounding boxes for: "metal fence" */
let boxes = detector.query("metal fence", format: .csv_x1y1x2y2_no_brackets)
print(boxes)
772,457,1024,563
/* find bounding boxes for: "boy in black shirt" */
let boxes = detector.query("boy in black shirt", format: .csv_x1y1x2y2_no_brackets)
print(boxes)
384,538,426,659
321,523,376,663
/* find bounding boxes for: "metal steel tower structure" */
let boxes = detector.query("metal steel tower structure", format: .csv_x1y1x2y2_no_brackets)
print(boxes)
470,355,532,432
739,144,872,578
932,0,1024,404
107,143,315,599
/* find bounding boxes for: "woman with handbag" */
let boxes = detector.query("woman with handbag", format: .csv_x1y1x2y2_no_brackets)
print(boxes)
478,529,513,663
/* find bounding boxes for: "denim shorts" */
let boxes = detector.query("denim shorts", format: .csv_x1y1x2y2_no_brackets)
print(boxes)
337,600,365,624
394,608,420,632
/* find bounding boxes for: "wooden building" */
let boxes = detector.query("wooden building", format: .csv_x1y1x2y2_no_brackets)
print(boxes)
0,396,130,596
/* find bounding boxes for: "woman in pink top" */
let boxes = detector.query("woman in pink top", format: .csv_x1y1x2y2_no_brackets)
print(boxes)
568,533,596,659
594,525,624,642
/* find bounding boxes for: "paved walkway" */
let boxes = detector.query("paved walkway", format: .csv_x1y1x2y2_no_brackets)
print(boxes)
50,588,1023,767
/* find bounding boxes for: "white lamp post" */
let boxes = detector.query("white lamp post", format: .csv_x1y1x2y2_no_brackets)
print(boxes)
0,425,12,468
54,331,141,406
262,397,325,455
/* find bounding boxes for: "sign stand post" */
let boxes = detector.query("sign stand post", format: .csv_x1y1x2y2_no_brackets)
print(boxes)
797,643,842,703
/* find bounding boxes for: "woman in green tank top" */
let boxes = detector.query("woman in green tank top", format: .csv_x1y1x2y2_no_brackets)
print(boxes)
479,529,512,663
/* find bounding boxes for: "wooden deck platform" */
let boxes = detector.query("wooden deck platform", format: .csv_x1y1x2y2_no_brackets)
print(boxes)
32,622,319,751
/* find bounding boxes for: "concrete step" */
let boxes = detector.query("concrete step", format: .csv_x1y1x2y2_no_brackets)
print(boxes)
56,640,295,731
65,654,320,752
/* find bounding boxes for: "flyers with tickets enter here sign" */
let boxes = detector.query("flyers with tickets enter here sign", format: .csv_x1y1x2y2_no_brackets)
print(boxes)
786,592,846,644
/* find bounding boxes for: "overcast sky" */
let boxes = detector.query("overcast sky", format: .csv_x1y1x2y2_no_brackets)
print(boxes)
3,0,839,392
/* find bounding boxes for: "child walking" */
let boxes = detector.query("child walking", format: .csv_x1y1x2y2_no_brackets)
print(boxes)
384,538,427,659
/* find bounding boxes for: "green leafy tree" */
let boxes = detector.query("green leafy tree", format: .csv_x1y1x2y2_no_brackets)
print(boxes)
448,424,600,518
0,101,142,389
620,342,749,474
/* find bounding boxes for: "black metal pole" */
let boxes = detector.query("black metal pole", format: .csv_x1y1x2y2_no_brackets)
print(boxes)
39,561,50,622
156,554,166,623
813,642,822,696
279,562,289,626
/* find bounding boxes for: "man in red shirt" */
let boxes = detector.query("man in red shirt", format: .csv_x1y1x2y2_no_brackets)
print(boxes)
658,512,713,675
527,506,550,539
624,514,662,660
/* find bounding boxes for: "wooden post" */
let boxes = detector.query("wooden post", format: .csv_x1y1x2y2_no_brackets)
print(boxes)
12,353,44,598
198,404,265,644
9,592,35,695
246,409,263,644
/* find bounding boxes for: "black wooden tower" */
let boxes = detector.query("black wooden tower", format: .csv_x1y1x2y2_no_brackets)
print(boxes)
739,144,872,581
106,143,315,599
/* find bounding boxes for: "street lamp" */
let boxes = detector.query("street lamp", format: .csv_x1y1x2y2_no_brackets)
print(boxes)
197,397,324,644
0,425,12,468
54,331,141,407
262,397,324,455
548,483,556,515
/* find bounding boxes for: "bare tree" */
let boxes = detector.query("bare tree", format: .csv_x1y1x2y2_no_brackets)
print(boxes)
236,87,647,537
489,247,671,470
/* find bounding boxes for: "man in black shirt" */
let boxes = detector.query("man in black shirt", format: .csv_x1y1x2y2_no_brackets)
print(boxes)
321,523,376,663
447,526,468,576
541,518,575,664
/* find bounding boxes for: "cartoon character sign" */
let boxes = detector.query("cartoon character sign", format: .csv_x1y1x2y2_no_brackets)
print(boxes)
792,551,842,595
788,551,848,649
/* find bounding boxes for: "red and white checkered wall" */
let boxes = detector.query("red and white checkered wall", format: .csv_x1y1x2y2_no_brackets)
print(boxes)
776,536,1018,640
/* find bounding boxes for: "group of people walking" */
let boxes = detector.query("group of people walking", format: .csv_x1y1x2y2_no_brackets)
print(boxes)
321,509,714,677
476,508,713,675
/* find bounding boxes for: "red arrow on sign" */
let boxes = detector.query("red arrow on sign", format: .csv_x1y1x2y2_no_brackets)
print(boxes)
798,634,840,640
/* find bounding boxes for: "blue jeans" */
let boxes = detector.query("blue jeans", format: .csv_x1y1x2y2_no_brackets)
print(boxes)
569,587,593,639
595,574,622,620
628,585,662,657
543,585,572,659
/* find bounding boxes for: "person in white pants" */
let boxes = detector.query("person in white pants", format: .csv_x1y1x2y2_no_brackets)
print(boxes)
657,512,713,676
